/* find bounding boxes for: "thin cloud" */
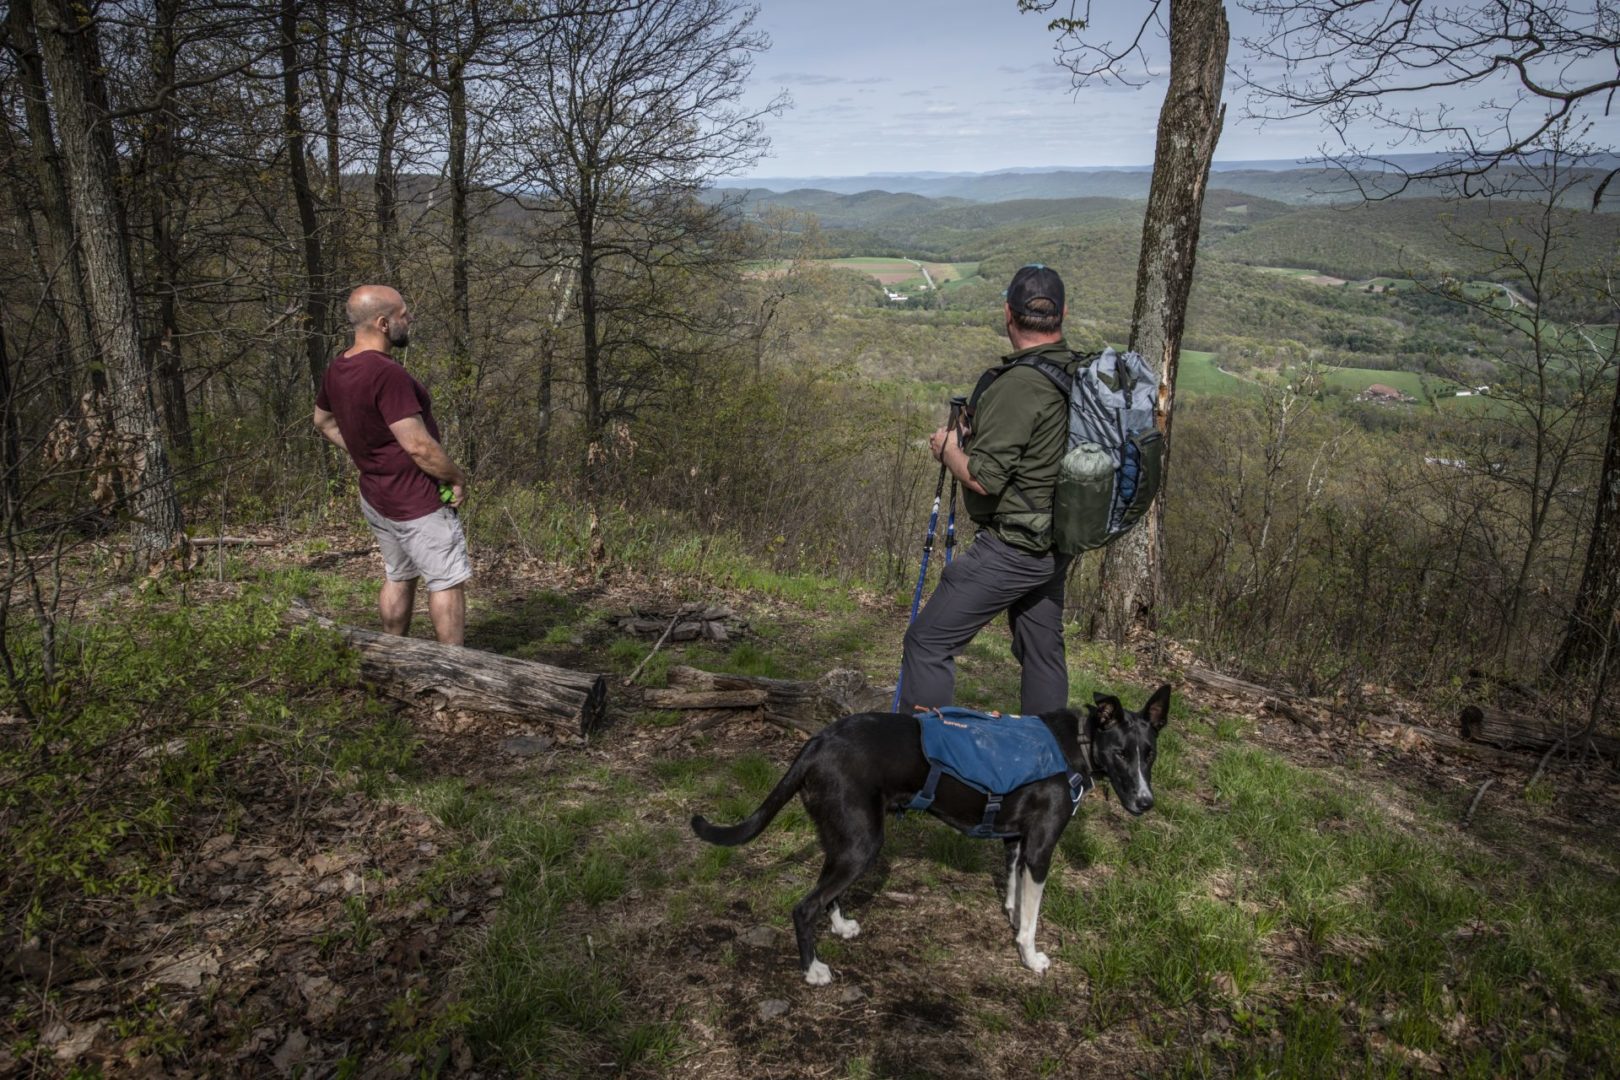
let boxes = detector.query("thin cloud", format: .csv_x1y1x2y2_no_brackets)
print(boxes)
773,72,852,86
771,72,893,87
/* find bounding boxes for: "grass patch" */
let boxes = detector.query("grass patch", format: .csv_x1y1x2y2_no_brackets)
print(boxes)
396,659,1620,1075
1179,350,1262,398
1040,734,1620,1073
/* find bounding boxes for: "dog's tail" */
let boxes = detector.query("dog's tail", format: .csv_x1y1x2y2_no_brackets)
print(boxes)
690,743,814,847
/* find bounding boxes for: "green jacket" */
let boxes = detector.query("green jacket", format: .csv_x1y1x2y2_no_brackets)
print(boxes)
964,339,1079,554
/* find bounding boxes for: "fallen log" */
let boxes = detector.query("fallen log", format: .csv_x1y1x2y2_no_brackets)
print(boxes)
643,688,769,710
1458,703,1620,761
1181,665,1324,734
283,602,608,735
663,665,888,736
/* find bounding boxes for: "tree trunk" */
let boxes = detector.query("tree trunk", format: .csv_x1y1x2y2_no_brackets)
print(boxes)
33,0,184,555
283,602,609,733
536,331,555,469
6,0,99,410
578,223,604,454
0,317,23,525
313,0,353,294
1556,371,1620,676
145,0,192,459
447,50,476,470
1092,0,1227,643
0,124,74,422
535,265,571,470
374,0,409,279
280,0,331,393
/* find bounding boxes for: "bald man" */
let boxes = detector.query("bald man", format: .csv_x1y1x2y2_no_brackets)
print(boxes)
314,286,472,644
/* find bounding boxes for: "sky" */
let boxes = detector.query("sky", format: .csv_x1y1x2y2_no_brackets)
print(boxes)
732,0,1620,178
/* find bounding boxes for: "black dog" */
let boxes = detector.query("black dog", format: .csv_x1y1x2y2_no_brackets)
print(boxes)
691,685,1170,984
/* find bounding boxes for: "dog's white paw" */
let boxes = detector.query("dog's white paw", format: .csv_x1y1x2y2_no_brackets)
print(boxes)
829,914,861,939
804,960,833,986
1020,949,1051,974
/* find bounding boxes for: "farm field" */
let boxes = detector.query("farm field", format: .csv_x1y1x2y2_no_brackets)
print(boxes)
1293,364,1492,409
824,257,980,291
1178,349,1261,398
1253,265,1348,286
1179,352,1494,410
1314,366,1436,398
1256,267,1542,310
744,257,982,294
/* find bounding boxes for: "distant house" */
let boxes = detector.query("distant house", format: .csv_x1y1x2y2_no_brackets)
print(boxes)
1360,383,1414,404
1426,456,1506,475
885,290,909,303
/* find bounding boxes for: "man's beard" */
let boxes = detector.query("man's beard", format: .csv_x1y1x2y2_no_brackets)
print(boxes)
386,321,410,349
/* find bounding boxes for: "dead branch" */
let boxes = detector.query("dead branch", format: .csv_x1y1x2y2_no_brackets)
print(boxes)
1461,777,1495,830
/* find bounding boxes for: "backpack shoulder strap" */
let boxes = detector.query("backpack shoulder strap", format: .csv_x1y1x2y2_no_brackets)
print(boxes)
966,364,1007,415
969,355,1076,414
1023,356,1073,396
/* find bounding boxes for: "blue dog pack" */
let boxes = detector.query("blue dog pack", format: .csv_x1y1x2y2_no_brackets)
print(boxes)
905,707,1092,839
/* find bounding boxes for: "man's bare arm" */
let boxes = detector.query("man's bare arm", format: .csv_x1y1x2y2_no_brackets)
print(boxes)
313,406,348,452
930,426,988,495
388,414,469,504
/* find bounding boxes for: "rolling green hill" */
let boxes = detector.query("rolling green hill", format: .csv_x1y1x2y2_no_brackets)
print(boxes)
738,176,1617,410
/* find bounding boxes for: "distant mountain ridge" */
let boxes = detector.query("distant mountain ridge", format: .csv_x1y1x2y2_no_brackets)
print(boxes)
716,155,1620,206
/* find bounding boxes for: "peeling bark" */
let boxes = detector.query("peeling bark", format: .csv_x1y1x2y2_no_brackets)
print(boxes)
1093,0,1228,643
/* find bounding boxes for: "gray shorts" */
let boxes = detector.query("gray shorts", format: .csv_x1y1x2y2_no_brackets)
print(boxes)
359,497,472,592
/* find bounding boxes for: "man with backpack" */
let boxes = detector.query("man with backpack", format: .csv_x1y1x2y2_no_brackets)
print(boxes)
899,265,1081,716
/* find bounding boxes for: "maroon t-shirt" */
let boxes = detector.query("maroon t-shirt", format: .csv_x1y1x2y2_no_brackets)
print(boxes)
316,350,443,521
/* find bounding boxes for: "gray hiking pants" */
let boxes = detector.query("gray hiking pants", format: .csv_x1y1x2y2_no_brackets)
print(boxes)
898,530,1072,716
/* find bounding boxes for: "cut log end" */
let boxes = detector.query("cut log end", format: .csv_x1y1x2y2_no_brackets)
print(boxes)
1459,705,1484,741
580,675,609,737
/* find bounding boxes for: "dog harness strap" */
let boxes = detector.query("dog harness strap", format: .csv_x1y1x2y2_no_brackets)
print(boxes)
906,763,944,813
975,794,1003,839
1067,769,1090,817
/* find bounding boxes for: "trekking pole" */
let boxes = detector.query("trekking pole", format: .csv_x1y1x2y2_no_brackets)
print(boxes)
944,396,965,566
893,399,960,712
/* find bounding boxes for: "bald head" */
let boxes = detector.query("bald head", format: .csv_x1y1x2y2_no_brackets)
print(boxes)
347,285,404,328
346,285,411,352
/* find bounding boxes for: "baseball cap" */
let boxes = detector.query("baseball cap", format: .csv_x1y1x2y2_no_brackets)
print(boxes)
1004,263,1065,320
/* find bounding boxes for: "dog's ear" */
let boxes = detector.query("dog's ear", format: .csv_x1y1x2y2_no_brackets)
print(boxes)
1090,693,1123,729
1142,684,1171,731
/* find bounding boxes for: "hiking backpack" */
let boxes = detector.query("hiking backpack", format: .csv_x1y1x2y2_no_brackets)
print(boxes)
967,347,1164,555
